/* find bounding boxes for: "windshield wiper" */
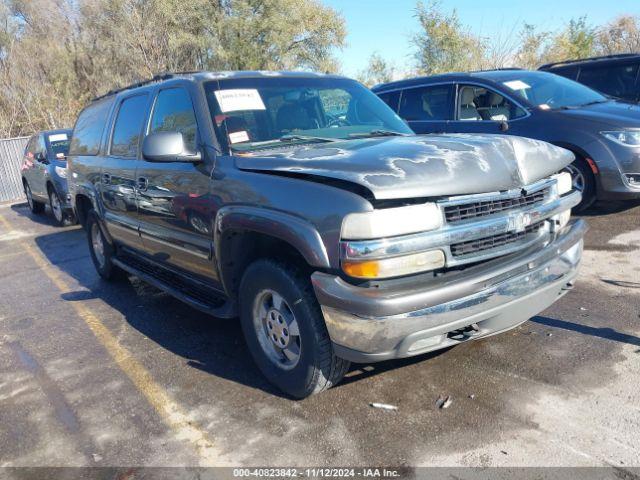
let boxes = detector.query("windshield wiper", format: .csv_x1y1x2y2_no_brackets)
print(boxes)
279,134,338,143
348,129,409,139
579,99,609,107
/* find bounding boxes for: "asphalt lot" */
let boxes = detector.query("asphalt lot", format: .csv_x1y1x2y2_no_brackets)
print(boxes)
0,199,638,468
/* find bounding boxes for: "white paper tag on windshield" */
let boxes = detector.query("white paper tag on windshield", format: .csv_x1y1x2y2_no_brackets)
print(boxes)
228,131,250,144
49,133,68,142
503,80,531,91
215,89,266,113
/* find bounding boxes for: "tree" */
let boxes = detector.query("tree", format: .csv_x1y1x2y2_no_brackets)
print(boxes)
596,15,640,54
545,16,596,63
514,24,550,70
357,53,395,87
0,0,346,138
411,0,485,75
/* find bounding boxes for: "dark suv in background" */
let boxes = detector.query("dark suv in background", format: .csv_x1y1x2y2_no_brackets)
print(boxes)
68,71,584,398
540,53,640,103
21,129,75,225
373,70,640,210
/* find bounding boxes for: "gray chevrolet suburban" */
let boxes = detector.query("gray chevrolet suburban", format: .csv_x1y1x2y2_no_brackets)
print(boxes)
68,71,586,398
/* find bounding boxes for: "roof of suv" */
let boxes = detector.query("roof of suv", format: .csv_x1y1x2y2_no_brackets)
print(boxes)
539,53,640,70
92,70,348,101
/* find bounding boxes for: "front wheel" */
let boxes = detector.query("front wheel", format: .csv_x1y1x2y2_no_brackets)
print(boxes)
86,210,126,281
563,159,595,212
48,188,71,226
239,259,350,398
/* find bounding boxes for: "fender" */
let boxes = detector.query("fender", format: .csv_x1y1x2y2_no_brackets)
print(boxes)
214,205,331,272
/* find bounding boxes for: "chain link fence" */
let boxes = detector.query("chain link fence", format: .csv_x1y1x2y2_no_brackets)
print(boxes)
0,136,28,203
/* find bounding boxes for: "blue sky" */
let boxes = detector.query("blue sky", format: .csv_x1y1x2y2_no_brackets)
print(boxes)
323,0,640,76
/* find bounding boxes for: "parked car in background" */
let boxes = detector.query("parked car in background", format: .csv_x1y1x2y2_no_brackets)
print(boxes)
373,70,640,211
68,71,584,398
539,53,640,103
21,129,75,225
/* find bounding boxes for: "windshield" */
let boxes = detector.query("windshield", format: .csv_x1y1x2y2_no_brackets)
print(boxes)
489,71,608,110
205,76,412,151
47,132,71,157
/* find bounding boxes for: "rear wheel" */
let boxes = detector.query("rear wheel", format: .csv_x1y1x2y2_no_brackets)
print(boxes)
563,159,595,212
239,259,350,398
24,181,45,214
86,210,125,281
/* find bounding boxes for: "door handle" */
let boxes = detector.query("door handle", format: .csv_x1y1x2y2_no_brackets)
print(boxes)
137,177,148,191
102,173,111,184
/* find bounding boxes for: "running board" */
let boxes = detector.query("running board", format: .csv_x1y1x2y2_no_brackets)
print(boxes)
112,253,236,319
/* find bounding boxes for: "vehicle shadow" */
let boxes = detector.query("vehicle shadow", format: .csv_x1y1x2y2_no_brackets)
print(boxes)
577,199,640,217
531,316,640,349
33,228,447,398
10,202,61,228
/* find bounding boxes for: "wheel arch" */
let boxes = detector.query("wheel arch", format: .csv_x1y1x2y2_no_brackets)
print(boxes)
214,206,331,300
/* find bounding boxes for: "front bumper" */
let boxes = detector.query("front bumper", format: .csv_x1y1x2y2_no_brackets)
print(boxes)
312,219,587,363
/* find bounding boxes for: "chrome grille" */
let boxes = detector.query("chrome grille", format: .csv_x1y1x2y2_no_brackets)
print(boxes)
444,187,550,223
450,220,546,257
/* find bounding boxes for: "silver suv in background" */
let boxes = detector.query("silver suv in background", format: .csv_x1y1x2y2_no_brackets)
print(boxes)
21,129,75,226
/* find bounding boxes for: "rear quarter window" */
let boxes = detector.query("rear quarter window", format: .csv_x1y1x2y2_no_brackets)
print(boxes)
69,98,114,156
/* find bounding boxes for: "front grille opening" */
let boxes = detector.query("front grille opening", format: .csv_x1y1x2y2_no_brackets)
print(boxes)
450,220,545,257
444,187,549,223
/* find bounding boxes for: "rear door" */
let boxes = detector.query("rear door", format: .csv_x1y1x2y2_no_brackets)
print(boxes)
397,84,453,134
100,93,149,248
136,84,216,280
30,134,49,198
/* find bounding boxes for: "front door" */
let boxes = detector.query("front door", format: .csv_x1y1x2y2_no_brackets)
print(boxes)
136,86,216,281
397,84,453,134
448,84,528,135
100,93,149,248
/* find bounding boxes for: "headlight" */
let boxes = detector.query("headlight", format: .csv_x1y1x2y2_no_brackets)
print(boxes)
342,250,445,279
341,203,442,240
552,171,572,195
54,166,67,178
601,130,640,147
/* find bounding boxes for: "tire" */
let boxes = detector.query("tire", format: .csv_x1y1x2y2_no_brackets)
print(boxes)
48,187,70,227
563,159,596,212
239,259,350,398
86,210,126,281
24,181,45,214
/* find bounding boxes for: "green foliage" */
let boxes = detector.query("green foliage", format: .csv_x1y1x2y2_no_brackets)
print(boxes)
411,0,485,75
357,52,396,87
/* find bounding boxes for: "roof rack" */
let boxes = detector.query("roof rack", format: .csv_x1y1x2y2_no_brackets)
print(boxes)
540,53,640,70
91,71,205,102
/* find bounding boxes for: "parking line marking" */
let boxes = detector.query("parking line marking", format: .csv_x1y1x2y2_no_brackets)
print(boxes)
0,212,228,466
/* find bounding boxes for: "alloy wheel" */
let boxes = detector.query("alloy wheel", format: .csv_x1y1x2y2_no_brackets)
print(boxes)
252,289,302,370
91,223,106,268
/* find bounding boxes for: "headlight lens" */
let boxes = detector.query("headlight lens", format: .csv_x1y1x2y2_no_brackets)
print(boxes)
552,171,572,195
54,166,67,178
601,130,640,147
341,203,442,240
342,250,445,279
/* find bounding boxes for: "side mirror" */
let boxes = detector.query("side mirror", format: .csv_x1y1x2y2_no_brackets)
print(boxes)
142,131,201,163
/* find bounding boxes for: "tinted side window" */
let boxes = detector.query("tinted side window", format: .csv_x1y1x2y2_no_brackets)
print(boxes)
399,85,452,121
111,94,149,157
377,91,400,112
69,98,113,156
578,63,639,99
25,135,38,156
149,88,198,151
548,66,579,80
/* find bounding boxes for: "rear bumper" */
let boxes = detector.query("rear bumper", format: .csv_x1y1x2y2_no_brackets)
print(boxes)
311,219,587,363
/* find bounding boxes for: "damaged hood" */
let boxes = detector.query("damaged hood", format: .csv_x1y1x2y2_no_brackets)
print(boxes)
235,134,574,200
